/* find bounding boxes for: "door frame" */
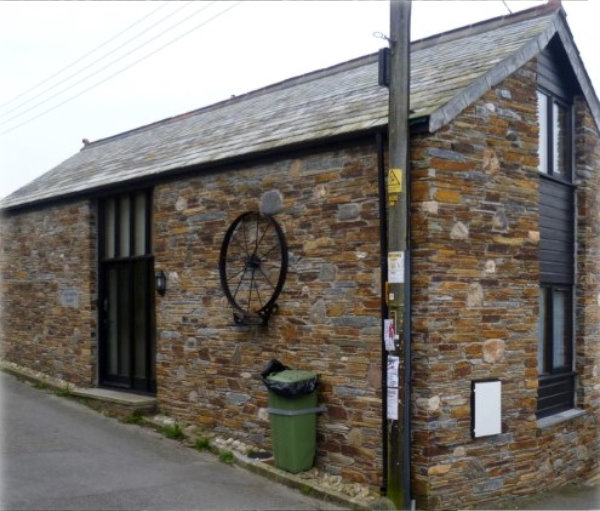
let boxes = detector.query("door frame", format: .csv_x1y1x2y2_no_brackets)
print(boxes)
97,189,156,394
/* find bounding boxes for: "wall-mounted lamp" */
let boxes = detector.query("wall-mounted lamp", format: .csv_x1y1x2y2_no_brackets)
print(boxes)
155,270,167,296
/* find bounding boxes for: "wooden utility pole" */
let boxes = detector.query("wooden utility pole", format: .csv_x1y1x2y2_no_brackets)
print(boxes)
386,1,411,509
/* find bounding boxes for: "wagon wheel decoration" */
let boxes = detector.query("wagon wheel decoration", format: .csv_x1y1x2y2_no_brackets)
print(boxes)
219,211,288,325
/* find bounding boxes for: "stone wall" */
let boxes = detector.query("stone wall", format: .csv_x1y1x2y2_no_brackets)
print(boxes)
410,61,600,509
0,201,96,386
153,139,384,486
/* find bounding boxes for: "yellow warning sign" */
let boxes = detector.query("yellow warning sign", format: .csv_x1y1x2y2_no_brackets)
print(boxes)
388,168,403,194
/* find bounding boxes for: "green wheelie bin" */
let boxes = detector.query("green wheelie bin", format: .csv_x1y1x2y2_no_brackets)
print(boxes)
262,363,320,473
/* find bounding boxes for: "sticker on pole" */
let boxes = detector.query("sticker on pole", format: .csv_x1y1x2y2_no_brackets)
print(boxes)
384,319,396,351
387,356,400,388
388,251,405,284
388,168,403,193
387,387,399,420
387,168,403,205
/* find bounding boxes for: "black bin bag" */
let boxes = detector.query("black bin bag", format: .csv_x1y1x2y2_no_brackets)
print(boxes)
261,359,318,398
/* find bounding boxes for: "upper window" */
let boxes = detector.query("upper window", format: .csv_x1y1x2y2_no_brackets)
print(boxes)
537,90,571,181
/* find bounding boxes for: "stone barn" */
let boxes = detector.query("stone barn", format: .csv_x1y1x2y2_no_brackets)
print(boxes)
2,3,599,509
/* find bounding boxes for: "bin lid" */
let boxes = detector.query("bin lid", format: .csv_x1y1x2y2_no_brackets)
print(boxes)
267,369,316,383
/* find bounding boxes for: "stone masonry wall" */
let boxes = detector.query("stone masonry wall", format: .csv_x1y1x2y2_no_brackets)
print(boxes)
0,201,96,386
409,60,600,510
574,97,600,415
153,139,384,486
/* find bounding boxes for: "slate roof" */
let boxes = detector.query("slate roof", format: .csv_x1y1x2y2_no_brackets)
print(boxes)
3,2,598,210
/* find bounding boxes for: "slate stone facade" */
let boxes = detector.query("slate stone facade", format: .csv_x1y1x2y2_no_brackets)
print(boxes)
409,62,600,509
0,202,96,387
152,140,384,485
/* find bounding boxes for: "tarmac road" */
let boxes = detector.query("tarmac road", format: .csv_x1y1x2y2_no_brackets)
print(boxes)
0,372,339,511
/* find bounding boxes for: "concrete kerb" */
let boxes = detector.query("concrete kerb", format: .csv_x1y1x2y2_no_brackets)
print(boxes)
0,360,157,416
0,360,373,511
142,414,372,511
0,360,73,394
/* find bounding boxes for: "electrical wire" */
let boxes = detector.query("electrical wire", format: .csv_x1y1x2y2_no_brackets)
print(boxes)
0,2,215,126
0,1,242,137
0,2,170,113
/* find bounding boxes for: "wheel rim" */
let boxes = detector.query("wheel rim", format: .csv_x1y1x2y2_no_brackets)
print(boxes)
219,212,287,321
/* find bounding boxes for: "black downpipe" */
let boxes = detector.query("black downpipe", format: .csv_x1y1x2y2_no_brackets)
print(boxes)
403,141,412,505
376,131,389,496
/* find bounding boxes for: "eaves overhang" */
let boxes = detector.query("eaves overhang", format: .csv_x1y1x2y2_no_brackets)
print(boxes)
428,9,600,134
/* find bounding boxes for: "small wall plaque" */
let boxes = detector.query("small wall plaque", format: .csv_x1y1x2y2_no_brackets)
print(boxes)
59,288,80,308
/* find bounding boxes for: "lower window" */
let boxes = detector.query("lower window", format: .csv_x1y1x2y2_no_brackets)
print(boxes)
537,285,575,418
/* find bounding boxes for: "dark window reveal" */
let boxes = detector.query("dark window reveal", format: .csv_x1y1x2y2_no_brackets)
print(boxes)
536,89,575,419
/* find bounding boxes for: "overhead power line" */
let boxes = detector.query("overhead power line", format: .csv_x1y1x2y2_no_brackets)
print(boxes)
0,1,242,137
0,1,210,125
0,2,169,114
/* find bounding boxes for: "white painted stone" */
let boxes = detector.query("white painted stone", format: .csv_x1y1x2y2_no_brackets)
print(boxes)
421,201,439,214
314,184,328,200
451,221,469,239
483,338,506,364
484,260,497,274
257,408,269,421
175,196,187,211
467,282,484,308
417,395,441,412
453,446,466,457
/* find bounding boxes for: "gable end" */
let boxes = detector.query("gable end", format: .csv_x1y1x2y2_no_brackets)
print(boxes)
538,37,579,100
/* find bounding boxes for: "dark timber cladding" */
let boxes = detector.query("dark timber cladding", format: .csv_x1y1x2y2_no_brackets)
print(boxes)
539,178,574,284
538,39,578,100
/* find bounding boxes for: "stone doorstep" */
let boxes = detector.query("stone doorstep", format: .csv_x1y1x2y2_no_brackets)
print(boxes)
72,387,156,411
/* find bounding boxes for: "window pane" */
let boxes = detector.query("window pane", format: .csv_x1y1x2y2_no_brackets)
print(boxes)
118,266,131,376
119,196,131,257
104,199,116,259
133,262,148,380
538,288,547,374
552,290,568,368
553,102,568,177
537,91,549,174
107,268,118,375
134,193,147,256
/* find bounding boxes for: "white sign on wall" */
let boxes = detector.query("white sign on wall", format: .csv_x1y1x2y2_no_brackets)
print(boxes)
472,380,502,438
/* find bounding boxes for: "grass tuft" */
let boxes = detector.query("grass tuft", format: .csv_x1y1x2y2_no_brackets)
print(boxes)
161,423,184,440
219,450,234,464
194,437,212,451
124,411,144,424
